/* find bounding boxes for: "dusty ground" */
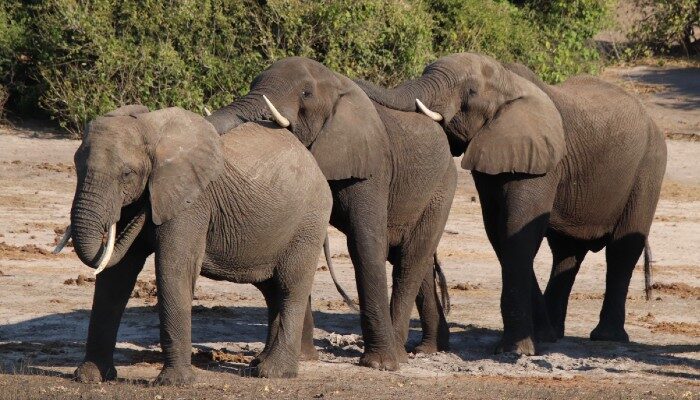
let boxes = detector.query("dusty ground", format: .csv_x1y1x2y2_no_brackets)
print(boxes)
0,66,698,399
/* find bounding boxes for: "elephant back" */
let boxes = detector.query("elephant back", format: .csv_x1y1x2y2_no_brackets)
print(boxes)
220,122,330,203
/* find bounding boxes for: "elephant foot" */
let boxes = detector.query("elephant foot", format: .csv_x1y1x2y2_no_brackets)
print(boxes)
590,324,629,342
359,349,400,371
413,335,450,354
244,357,299,378
550,323,565,340
534,324,558,343
494,336,536,356
300,345,319,361
152,366,196,386
74,361,116,383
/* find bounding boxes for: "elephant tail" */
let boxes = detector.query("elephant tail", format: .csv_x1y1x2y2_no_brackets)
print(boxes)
324,234,359,312
644,238,653,301
434,253,451,316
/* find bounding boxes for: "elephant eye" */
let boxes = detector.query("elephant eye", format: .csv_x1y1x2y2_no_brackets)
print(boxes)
121,167,133,178
301,90,312,99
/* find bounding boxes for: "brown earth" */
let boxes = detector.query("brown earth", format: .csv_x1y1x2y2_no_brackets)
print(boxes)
0,65,698,399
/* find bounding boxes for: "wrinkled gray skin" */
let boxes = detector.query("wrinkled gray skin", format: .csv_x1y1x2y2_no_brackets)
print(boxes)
207,57,457,370
69,106,331,385
356,52,667,354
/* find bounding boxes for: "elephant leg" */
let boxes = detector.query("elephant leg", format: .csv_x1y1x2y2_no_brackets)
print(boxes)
249,231,318,379
74,246,148,383
300,296,319,361
531,269,556,343
590,235,645,342
411,170,455,354
544,233,587,339
592,170,660,343
474,172,556,356
251,279,281,366
152,218,207,386
345,224,398,370
389,251,432,361
414,267,449,354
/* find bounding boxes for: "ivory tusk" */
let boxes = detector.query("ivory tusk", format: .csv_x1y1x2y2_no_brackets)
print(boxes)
416,99,443,122
94,224,116,275
203,106,212,116
52,225,71,254
262,95,290,127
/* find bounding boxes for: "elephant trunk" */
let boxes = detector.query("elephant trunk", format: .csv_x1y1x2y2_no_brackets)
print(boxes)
70,175,119,269
353,74,441,112
206,92,273,135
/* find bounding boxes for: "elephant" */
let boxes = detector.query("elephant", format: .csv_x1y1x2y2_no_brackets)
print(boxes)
206,57,457,370
356,52,667,354
54,105,332,384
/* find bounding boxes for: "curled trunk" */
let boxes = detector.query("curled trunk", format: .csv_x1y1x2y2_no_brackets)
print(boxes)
70,180,114,268
70,175,146,270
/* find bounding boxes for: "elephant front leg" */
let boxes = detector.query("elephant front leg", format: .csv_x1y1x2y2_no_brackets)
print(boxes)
75,249,147,383
544,233,588,339
347,226,399,370
475,172,556,356
152,219,206,386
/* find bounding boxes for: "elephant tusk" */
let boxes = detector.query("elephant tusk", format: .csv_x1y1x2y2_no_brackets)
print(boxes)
416,99,443,122
52,225,71,254
203,106,212,116
93,224,116,275
262,95,290,128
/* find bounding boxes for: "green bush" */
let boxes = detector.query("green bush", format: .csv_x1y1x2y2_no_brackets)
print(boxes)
515,0,614,82
0,2,29,117
627,0,700,57
0,0,614,135
429,0,543,65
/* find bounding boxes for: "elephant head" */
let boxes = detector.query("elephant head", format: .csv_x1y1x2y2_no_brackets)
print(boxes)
356,53,566,175
207,57,386,180
66,106,223,273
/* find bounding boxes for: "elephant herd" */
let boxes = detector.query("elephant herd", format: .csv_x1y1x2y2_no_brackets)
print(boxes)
51,52,666,385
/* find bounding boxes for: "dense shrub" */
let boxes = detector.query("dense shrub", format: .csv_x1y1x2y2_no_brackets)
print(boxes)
627,0,700,57
0,2,28,117
526,0,614,82
0,0,613,135
429,0,543,65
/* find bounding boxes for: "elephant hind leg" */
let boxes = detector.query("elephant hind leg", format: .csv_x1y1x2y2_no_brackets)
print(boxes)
590,234,644,342
252,279,281,366
392,171,456,356
300,296,319,361
249,221,322,378
544,232,588,339
592,167,661,343
414,265,449,354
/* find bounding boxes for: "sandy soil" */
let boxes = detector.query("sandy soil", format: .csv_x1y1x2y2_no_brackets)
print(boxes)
0,67,698,399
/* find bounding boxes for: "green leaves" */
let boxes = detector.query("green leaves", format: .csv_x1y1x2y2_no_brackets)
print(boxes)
0,0,614,135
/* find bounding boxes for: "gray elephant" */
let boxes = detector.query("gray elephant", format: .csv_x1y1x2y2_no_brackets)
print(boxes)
356,52,667,354
207,57,457,370
55,105,332,384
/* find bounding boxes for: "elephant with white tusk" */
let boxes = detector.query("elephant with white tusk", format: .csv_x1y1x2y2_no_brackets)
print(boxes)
356,52,667,354
207,57,457,370
67,105,332,385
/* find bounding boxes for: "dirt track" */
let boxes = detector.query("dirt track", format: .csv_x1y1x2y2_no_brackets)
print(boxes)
0,66,698,399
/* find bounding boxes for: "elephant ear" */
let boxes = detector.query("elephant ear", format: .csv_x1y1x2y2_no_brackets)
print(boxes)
461,75,565,175
309,75,386,180
136,107,224,225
